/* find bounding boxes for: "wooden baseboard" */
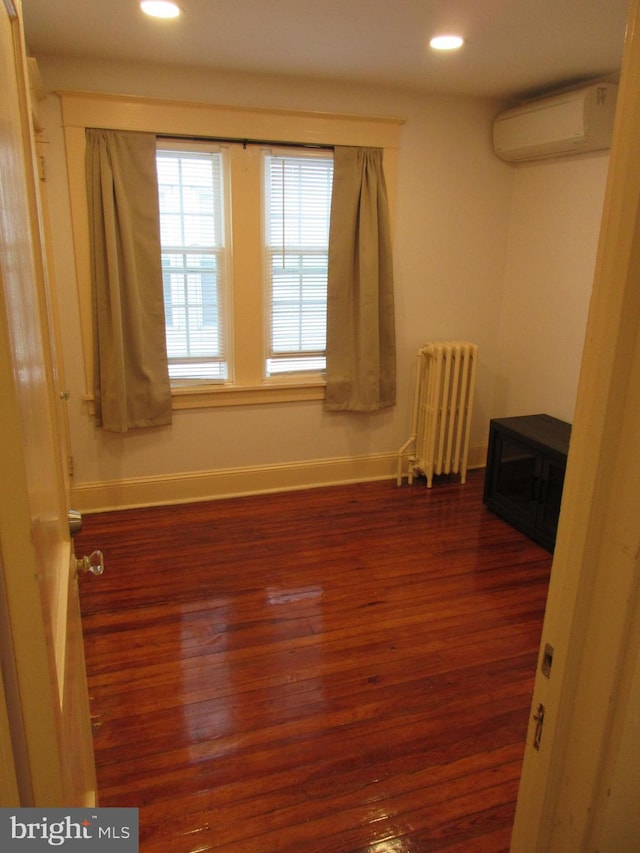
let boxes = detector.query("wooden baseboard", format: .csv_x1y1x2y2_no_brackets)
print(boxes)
70,444,488,512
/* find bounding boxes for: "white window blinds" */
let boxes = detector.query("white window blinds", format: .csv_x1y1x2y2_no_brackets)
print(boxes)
263,150,334,376
156,147,229,381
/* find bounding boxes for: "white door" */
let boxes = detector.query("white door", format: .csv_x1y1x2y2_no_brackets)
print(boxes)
511,0,640,848
0,0,96,806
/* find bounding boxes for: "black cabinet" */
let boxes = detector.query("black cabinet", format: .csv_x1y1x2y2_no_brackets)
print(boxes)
483,414,571,551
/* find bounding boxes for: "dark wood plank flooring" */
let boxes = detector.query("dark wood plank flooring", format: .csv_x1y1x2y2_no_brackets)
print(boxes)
75,469,551,852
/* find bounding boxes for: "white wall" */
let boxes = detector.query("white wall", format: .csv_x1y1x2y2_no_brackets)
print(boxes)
34,56,609,507
496,153,610,422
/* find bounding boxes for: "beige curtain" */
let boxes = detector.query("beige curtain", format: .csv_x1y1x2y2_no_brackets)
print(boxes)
86,129,172,432
325,146,396,412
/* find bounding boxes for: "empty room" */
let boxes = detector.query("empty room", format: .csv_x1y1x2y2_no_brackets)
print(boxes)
2,1,640,851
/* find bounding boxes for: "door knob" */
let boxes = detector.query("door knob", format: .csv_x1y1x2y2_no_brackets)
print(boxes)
76,550,104,576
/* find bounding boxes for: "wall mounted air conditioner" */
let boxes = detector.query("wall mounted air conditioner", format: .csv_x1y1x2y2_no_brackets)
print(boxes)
493,83,618,162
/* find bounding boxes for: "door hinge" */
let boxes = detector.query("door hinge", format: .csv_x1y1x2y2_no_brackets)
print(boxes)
68,455,74,478
38,152,47,182
533,702,545,750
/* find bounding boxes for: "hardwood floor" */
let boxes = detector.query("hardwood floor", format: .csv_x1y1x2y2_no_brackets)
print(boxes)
75,469,552,852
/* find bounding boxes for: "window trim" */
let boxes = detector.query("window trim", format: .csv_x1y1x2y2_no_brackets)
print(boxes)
59,90,403,409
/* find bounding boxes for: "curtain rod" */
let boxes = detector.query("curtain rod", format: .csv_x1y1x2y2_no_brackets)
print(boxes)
156,133,334,151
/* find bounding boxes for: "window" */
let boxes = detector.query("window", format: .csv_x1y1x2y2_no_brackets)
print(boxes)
156,146,230,382
60,91,401,408
263,151,333,376
156,142,333,385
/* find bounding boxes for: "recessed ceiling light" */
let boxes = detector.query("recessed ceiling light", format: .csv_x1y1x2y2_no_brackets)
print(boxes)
140,1,181,18
430,35,464,51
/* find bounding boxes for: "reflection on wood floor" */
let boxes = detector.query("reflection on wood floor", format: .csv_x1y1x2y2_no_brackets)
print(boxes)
76,469,551,852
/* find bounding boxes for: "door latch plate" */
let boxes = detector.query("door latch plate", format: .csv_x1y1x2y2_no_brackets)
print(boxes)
533,702,545,750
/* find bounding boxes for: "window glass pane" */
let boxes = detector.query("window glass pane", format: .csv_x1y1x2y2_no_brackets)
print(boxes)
156,148,228,382
264,151,333,376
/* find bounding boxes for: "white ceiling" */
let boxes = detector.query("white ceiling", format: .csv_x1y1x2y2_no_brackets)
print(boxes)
22,0,630,102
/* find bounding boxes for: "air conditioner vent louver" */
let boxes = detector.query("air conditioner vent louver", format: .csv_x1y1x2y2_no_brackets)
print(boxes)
493,83,618,163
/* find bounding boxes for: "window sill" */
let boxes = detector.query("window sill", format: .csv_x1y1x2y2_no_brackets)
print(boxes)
171,381,326,409
84,381,327,415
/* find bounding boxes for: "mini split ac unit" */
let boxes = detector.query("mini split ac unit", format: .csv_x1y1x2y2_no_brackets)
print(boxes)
493,82,618,162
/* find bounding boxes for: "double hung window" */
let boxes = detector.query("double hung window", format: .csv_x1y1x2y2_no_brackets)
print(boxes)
263,150,333,376
155,141,333,385
156,146,229,381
